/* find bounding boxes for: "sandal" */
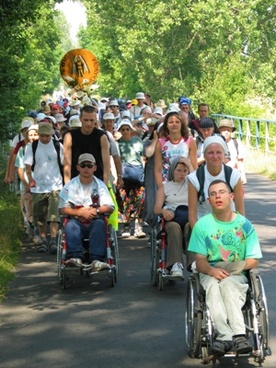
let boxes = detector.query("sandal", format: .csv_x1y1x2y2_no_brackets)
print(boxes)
234,336,252,354
211,340,233,356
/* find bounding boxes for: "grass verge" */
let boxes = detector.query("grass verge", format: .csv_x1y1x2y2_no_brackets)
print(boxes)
0,173,23,303
244,147,276,181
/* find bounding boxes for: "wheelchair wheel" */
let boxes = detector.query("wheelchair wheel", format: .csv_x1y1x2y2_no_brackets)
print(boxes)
110,226,119,278
56,229,63,282
185,275,202,358
111,267,116,287
149,227,158,283
250,271,270,362
62,273,67,290
157,272,164,291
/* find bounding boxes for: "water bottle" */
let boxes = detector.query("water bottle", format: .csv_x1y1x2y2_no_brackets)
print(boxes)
91,188,99,208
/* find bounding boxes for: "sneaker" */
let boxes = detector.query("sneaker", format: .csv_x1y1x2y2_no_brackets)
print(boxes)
49,242,57,255
37,243,48,253
134,229,146,238
233,335,252,354
91,260,110,271
170,262,184,278
212,340,233,356
37,238,48,253
121,227,131,238
65,258,83,267
33,235,42,245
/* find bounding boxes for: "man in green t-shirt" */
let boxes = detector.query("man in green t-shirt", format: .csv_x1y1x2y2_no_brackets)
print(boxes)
188,179,262,357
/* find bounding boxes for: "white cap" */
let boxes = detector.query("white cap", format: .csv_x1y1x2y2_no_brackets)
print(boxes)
109,99,119,106
117,119,134,131
136,92,145,100
103,112,115,120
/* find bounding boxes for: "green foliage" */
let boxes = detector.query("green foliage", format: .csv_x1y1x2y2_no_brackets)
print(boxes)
0,0,72,140
80,0,275,116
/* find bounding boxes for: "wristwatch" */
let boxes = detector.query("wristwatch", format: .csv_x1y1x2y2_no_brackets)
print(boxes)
96,208,100,215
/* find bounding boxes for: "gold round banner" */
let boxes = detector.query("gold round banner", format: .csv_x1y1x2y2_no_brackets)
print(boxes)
60,49,100,91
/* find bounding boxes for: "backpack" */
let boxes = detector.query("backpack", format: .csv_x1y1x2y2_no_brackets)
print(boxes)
196,164,233,204
31,139,63,181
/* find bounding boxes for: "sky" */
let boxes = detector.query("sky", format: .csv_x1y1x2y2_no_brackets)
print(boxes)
55,0,87,45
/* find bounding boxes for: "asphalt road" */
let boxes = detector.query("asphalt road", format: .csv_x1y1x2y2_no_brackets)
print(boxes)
0,172,275,368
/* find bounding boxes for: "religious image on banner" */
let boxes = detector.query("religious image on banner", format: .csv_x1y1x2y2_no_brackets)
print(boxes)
60,49,100,91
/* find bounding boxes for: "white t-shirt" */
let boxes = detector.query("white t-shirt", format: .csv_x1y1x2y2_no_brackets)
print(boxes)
226,138,245,169
24,140,64,193
163,179,188,211
10,133,24,148
188,165,241,218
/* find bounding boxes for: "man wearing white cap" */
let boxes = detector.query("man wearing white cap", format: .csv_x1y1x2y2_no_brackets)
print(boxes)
59,153,114,269
130,92,148,121
108,99,121,129
24,123,64,254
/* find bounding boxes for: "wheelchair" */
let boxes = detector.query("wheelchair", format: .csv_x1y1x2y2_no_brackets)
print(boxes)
150,217,187,291
57,215,119,289
185,269,270,364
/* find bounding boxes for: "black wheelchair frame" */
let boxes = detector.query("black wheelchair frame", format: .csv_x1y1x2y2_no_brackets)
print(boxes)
57,215,119,289
185,270,270,364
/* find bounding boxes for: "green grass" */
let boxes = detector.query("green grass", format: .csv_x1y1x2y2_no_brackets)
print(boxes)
0,171,23,303
244,147,276,181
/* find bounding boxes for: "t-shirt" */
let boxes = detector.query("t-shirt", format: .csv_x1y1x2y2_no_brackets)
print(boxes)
188,213,262,265
159,137,190,182
226,138,245,169
24,140,64,193
163,179,188,211
15,144,30,191
117,135,144,166
188,165,241,218
59,175,114,210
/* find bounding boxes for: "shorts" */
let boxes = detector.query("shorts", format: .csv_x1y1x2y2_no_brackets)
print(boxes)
32,191,60,226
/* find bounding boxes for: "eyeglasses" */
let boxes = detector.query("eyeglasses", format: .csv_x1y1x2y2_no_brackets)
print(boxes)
121,128,130,131
209,189,229,198
79,163,94,169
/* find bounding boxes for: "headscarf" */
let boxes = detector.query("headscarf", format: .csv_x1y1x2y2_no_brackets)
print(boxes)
167,155,194,181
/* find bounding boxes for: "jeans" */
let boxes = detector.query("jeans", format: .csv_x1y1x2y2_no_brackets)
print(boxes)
199,273,249,341
65,218,106,262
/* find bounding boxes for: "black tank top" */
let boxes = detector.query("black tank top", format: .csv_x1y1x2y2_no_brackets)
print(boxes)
70,128,106,180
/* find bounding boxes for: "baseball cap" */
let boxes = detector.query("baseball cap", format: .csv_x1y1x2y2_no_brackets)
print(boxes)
78,153,96,165
21,117,34,130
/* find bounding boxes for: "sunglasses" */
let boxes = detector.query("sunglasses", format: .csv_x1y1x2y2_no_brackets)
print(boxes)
79,163,94,169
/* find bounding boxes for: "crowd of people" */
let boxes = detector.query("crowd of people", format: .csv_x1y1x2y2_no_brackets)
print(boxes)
5,90,260,356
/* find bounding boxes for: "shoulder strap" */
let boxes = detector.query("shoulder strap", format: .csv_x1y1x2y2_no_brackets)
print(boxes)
31,140,39,171
31,139,63,181
196,164,205,204
196,164,233,203
53,139,64,182
223,164,233,192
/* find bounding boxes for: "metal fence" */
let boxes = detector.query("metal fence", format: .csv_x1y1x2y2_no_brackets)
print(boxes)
212,114,276,154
